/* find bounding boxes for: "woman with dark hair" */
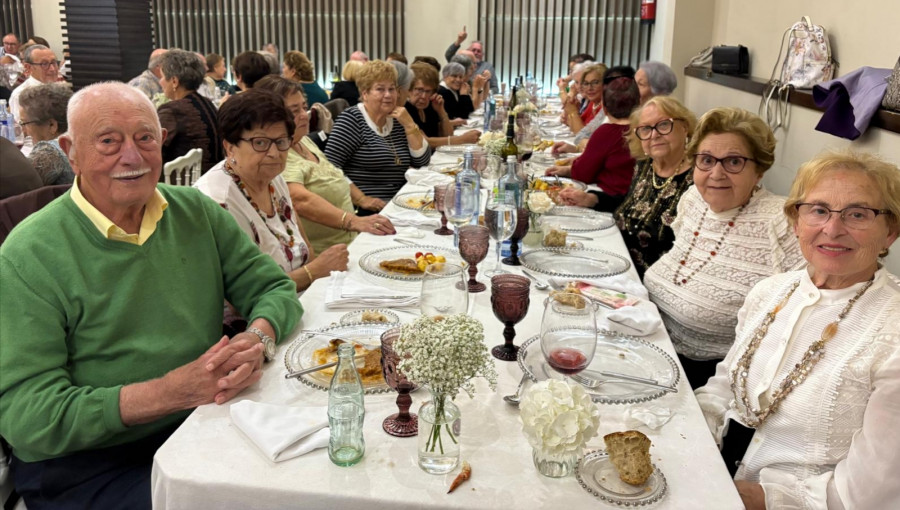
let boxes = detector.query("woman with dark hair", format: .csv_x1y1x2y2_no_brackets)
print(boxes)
232,51,271,91
18,82,74,185
195,88,348,292
156,48,223,174
205,53,235,95
282,50,329,106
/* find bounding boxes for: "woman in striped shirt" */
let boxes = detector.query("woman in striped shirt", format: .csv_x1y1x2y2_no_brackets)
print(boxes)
324,60,431,210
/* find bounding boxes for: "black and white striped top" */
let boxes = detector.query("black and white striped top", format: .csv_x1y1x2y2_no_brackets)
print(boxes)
324,105,431,202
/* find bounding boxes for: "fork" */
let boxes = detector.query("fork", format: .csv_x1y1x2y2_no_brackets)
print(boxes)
571,371,677,393
521,269,549,290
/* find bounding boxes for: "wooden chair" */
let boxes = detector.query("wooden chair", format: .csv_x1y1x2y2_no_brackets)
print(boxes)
162,148,203,186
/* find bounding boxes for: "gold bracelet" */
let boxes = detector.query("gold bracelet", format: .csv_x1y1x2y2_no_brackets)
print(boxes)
339,211,348,230
447,136,451,146
303,265,314,282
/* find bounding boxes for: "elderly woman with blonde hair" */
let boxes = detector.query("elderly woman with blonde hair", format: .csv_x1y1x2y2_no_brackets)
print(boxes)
282,50,328,106
324,60,430,208
330,60,364,106
696,149,900,509
643,107,805,388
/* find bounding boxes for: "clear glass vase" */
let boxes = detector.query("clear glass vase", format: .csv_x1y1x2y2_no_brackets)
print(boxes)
417,390,461,474
532,448,580,478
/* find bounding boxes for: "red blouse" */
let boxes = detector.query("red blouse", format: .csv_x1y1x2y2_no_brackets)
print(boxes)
570,123,635,196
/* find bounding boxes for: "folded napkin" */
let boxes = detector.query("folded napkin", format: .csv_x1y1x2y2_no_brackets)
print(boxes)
548,274,649,299
231,400,330,462
404,168,454,187
325,271,418,309
604,301,662,336
624,405,674,430
384,207,440,228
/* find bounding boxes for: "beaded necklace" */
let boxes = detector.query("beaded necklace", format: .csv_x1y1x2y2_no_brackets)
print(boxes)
672,203,746,286
730,277,874,427
223,163,296,249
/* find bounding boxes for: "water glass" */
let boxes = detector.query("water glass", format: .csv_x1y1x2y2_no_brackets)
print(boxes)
484,194,517,277
420,262,469,318
444,182,479,248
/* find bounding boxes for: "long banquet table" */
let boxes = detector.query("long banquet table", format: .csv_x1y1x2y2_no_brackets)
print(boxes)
151,155,743,509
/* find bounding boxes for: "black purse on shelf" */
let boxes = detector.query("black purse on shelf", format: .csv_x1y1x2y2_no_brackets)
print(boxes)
712,45,750,76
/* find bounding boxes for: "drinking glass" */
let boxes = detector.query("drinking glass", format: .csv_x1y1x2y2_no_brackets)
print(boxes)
484,194,517,277
420,262,469,318
444,182,478,248
380,327,417,437
501,207,530,266
433,184,452,235
490,275,531,361
540,295,597,376
457,225,490,293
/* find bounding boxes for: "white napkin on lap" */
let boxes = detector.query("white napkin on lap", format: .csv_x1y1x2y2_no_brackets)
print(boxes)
231,401,330,462
383,207,440,228
404,168,454,187
326,271,419,309
604,302,662,336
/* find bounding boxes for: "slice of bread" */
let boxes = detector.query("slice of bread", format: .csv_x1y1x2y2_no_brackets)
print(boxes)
603,430,653,485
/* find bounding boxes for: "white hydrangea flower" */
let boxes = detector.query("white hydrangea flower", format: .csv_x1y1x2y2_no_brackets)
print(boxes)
526,191,554,214
519,380,600,456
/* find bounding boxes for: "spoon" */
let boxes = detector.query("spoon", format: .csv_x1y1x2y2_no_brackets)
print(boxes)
503,373,530,406
521,269,549,290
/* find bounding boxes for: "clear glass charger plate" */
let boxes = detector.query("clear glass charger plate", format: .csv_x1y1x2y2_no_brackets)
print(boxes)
516,330,680,404
339,309,400,325
541,206,615,232
392,191,439,215
530,152,582,165
358,244,464,283
533,176,587,191
575,449,667,506
427,162,461,177
283,322,395,394
435,144,477,155
519,247,629,278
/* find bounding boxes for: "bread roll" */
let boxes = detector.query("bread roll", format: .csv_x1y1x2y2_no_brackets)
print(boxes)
603,430,653,485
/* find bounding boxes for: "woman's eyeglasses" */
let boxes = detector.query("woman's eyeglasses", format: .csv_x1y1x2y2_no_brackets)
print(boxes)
693,154,756,174
240,137,292,152
795,203,893,230
634,118,680,140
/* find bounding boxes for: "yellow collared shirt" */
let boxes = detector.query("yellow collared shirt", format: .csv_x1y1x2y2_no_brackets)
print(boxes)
70,178,168,245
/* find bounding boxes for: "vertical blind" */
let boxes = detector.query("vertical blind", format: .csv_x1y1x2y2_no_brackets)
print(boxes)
478,0,652,93
151,0,405,85
1,0,34,43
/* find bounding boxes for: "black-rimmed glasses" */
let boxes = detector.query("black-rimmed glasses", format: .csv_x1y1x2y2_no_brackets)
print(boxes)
28,60,59,69
18,119,44,128
693,154,756,174
795,203,893,230
634,118,680,140
240,137,292,152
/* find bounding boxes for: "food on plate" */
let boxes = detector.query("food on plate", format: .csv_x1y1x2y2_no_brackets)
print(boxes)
415,251,447,271
311,339,384,383
530,178,575,204
379,258,424,274
405,196,435,210
549,289,587,309
360,310,389,322
569,281,640,309
603,430,653,485
543,228,568,247
447,461,472,494
533,139,554,152
554,159,570,166
438,167,461,176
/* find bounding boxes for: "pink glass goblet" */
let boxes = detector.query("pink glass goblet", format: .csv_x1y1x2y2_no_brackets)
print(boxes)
490,274,531,361
433,184,453,235
501,207,530,266
458,225,490,293
380,327,418,437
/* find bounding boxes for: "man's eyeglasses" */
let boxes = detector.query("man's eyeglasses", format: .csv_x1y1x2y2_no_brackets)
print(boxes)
28,60,60,69
240,137,292,152
634,118,680,140
795,203,893,230
693,154,756,174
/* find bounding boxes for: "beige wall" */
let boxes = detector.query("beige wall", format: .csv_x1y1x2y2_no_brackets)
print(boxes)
29,0,65,60
404,0,477,64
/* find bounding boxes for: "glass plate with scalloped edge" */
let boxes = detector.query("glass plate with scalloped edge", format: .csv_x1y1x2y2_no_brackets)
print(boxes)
540,206,615,232
435,143,478,155
283,322,394,394
516,330,680,405
519,247,629,279
575,449,667,506
358,244,465,283
339,309,400,325
392,192,440,216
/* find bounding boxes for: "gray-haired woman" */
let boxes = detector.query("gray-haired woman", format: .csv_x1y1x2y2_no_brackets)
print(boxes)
437,61,474,125
157,48,224,175
635,61,677,104
18,82,74,185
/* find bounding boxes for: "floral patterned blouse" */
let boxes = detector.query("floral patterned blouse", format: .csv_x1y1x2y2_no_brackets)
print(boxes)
612,158,694,278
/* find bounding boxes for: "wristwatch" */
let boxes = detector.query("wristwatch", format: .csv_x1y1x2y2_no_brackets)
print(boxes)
247,326,276,362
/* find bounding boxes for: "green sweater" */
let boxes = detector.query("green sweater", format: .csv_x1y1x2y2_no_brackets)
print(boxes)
0,185,302,462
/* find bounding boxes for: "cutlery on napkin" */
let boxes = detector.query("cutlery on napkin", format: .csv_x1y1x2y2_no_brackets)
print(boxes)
231,401,330,462
548,274,649,299
326,271,418,309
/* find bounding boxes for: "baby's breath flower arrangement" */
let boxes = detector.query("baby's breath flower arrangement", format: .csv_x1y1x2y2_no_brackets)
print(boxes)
478,130,506,157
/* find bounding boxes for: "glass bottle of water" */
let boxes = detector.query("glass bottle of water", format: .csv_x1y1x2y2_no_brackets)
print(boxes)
498,155,525,208
456,147,481,226
0,100,14,143
328,343,365,466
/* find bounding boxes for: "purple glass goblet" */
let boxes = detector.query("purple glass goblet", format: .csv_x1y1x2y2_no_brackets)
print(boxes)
501,207,530,266
490,274,531,361
433,184,452,235
458,225,490,293
380,327,418,437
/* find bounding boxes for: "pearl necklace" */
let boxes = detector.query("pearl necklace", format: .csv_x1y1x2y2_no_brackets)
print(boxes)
730,277,874,427
672,203,746,286
223,163,296,250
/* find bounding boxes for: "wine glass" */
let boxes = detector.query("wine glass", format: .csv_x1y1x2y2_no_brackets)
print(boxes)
540,294,597,377
490,275,531,361
420,262,469,318
433,184,452,235
443,182,478,248
484,194,517,277
457,225,490,293
380,327,418,437
501,207,530,266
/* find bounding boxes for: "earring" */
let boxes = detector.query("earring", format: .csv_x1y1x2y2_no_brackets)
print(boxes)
230,157,236,165
880,248,890,258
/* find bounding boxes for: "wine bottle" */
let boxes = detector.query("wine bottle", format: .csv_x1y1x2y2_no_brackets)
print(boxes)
500,111,518,161
328,344,366,466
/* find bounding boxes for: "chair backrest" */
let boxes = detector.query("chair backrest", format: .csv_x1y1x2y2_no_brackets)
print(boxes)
322,98,349,123
163,148,203,186
0,184,71,246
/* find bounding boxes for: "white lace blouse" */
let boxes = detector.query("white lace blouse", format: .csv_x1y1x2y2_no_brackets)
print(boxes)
644,186,805,360
695,268,900,509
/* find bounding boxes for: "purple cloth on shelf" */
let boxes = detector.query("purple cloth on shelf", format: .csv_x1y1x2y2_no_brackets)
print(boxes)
813,67,891,140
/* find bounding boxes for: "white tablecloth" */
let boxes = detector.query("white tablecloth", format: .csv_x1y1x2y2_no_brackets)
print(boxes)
151,177,742,509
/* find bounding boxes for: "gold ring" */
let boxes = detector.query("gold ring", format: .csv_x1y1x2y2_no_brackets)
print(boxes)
375,222,381,229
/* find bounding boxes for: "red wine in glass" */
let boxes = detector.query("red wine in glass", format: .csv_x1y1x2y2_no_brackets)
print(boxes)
547,347,589,375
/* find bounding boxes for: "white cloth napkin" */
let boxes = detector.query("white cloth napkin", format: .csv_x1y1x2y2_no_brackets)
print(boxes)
603,301,662,336
325,271,419,309
383,207,440,228
404,168,454,187
549,275,649,299
623,406,674,430
231,401,330,462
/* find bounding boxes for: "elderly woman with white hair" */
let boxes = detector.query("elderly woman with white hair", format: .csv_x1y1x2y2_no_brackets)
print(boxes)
437,62,474,125
636,61,678,105
18,82,74,185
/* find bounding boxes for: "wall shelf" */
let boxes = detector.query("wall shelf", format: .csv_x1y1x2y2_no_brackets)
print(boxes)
684,67,900,135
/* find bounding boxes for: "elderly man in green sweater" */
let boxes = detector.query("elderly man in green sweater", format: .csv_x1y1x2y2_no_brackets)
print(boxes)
0,82,303,509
